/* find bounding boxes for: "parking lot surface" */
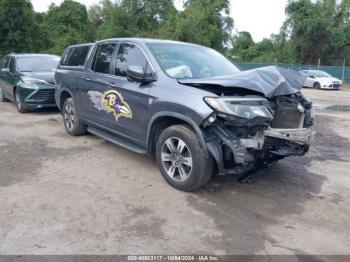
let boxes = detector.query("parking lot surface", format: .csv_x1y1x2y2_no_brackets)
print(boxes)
0,89,350,255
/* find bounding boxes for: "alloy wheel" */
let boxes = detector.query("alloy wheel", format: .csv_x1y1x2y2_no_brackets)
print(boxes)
161,137,193,182
64,103,75,132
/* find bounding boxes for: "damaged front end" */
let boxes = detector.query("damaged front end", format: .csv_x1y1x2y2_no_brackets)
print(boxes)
181,66,315,178
202,92,314,177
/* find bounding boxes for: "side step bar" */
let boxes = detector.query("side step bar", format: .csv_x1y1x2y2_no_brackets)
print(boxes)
87,126,147,155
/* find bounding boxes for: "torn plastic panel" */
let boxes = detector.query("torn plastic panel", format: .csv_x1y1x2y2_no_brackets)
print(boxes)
202,92,314,176
179,66,307,98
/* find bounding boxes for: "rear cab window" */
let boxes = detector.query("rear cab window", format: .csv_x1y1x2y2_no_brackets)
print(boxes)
61,45,92,67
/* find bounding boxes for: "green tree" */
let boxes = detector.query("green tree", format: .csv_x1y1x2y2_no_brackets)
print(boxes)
92,0,178,39
89,0,233,51
176,0,233,51
0,0,39,56
229,32,255,61
42,0,95,55
229,0,350,64
120,0,178,37
91,0,136,39
282,0,350,65
283,0,333,64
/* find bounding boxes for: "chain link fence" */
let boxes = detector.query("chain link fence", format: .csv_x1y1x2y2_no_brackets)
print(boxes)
236,63,350,82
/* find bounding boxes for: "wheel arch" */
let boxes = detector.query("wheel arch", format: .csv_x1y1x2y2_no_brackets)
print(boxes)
58,89,74,113
146,112,208,158
313,81,321,89
12,84,19,101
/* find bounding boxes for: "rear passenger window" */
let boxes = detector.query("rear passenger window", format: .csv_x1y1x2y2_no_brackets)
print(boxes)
115,43,151,77
62,46,91,67
91,43,116,74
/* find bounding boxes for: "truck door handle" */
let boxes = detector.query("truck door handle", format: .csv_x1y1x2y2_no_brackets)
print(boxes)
79,76,90,81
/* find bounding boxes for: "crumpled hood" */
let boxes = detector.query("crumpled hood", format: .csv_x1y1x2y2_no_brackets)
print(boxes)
21,71,55,85
178,66,307,98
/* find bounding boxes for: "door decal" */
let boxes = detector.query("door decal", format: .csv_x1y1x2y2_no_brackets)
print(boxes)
88,90,132,121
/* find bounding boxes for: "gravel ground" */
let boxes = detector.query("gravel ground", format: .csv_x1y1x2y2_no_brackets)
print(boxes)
0,88,350,255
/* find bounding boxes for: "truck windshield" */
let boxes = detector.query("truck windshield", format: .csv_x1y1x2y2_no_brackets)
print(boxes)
17,56,60,72
148,43,240,79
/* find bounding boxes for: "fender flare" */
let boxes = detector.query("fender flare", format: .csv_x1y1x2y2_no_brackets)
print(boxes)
56,87,74,110
146,111,208,156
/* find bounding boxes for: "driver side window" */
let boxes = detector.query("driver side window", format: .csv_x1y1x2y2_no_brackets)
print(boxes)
115,43,151,77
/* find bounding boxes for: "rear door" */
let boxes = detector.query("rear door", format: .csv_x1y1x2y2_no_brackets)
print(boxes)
79,42,118,126
56,44,92,110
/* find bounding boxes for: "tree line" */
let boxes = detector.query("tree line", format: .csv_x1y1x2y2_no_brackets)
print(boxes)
0,0,349,65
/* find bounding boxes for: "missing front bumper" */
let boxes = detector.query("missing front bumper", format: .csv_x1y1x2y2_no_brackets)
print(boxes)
264,128,313,144
205,125,313,175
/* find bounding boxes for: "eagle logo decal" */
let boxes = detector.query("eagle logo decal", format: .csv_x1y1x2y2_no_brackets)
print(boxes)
88,90,132,121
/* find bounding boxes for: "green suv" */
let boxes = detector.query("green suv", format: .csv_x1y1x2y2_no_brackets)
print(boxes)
0,54,60,113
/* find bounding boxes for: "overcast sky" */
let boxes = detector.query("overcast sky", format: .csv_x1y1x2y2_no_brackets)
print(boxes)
31,0,287,42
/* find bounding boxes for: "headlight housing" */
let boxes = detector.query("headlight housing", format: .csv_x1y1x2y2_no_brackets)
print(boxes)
22,76,51,86
204,96,273,120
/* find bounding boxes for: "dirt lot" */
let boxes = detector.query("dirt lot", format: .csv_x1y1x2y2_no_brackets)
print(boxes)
0,88,350,255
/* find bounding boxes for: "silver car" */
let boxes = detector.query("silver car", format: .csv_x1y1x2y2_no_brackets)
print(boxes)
300,70,342,90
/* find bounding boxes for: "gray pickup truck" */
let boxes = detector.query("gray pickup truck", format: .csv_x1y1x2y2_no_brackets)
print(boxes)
55,38,314,191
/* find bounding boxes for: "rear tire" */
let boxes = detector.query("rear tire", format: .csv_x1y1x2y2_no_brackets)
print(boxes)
156,124,214,191
63,97,86,136
14,88,28,113
313,82,321,89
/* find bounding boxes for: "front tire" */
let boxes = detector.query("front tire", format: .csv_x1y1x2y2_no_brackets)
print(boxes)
313,82,321,89
14,88,28,113
63,97,86,136
156,124,213,191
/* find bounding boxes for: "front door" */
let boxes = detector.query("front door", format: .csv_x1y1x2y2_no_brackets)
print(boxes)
305,73,315,87
107,42,155,143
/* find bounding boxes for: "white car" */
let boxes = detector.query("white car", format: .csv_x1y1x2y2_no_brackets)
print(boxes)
300,70,342,90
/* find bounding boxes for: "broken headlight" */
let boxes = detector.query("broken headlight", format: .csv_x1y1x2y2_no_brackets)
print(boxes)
204,97,273,120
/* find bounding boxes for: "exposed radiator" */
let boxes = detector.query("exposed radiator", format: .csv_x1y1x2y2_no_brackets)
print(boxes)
270,107,304,129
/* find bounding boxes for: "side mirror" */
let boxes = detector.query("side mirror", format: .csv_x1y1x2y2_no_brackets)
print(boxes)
1,68,9,73
310,75,316,79
126,65,156,84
